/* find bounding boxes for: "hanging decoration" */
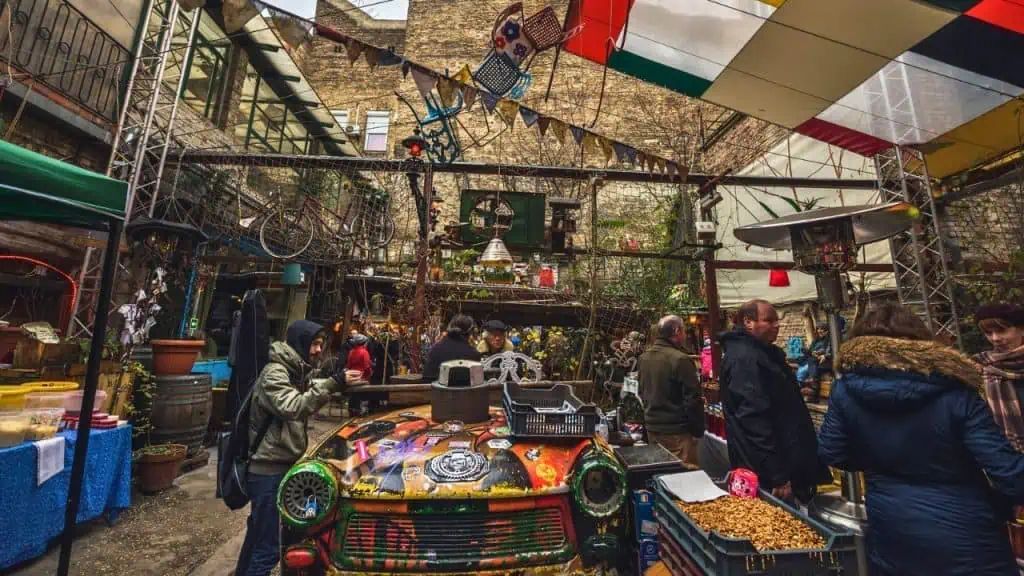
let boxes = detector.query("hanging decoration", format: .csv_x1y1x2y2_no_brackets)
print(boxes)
768,269,791,288
319,14,682,172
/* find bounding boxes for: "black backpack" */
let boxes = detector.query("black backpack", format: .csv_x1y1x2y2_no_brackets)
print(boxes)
217,383,276,510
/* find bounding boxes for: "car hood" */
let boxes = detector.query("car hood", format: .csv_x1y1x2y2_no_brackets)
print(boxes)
310,405,597,500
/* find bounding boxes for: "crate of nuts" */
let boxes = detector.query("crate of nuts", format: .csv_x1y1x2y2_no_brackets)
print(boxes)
653,476,858,576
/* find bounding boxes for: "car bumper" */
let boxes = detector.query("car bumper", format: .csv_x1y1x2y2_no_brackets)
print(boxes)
290,556,616,576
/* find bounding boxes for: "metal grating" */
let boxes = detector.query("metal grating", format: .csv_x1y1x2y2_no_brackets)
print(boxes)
874,147,962,347
342,507,569,569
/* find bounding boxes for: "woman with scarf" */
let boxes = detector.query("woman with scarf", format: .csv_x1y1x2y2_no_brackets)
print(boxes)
818,303,1024,575
974,303,1024,452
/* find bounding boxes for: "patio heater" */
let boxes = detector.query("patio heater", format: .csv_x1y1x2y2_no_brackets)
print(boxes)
734,201,918,576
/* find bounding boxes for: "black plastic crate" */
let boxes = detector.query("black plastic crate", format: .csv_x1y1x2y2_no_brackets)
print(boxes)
653,476,858,576
614,443,686,492
502,380,598,439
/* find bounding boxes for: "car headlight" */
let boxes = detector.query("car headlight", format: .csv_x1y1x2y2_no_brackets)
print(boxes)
572,458,626,518
278,460,338,528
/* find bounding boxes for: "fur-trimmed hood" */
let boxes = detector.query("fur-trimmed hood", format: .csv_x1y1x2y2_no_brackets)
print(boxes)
837,336,984,409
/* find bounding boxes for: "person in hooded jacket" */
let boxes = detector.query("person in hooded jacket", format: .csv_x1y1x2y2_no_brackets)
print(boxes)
720,299,829,503
423,314,481,382
819,303,1024,576
235,320,361,576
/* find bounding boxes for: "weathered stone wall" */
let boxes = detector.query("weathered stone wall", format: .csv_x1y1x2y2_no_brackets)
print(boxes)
944,183,1023,263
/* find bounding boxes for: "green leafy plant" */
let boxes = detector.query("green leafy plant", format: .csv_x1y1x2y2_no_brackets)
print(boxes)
123,361,155,442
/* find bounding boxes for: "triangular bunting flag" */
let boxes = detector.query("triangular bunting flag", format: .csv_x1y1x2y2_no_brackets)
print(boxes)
570,126,586,145
463,86,478,111
347,39,364,64
411,67,438,99
623,146,637,165
437,77,457,108
612,142,629,164
453,65,473,85
481,91,500,112
666,162,677,178
519,107,539,128
537,116,551,136
364,47,380,69
402,61,412,78
551,120,568,144
378,51,402,67
599,137,615,164
496,99,520,128
636,151,646,168
655,157,666,173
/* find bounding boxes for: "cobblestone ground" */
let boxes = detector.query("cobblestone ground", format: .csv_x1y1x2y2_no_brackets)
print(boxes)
11,416,343,576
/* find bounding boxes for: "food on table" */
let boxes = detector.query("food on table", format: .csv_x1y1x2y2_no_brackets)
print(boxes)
25,424,58,441
675,496,824,551
0,417,29,447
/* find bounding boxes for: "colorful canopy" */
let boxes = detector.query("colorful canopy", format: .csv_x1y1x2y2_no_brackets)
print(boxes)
564,0,1024,179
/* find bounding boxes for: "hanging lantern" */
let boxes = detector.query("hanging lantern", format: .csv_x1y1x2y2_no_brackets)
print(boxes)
478,237,514,267
768,268,790,287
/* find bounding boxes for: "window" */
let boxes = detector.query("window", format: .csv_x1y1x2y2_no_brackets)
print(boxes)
179,12,229,122
332,110,350,131
364,111,390,153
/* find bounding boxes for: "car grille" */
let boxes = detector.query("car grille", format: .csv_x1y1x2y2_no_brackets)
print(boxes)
341,504,572,571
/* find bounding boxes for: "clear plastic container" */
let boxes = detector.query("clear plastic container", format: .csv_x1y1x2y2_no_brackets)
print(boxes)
0,412,30,448
25,408,64,441
25,391,72,410
62,390,107,413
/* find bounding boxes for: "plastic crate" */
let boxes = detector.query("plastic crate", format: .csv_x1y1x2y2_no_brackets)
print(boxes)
502,380,598,439
659,525,707,576
653,477,858,576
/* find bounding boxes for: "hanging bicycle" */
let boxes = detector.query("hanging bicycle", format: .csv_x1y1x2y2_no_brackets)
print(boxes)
258,176,395,260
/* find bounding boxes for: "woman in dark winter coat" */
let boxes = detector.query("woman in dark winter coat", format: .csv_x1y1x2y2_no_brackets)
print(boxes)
423,314,481,382
819,303,1024,576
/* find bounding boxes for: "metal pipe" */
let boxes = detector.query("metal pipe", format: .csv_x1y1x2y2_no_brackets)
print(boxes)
173,151,880,190
57,219,123,576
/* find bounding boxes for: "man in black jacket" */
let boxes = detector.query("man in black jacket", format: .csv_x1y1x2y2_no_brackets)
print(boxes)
721,299,828,502
639,315,704,468
423,314,481,382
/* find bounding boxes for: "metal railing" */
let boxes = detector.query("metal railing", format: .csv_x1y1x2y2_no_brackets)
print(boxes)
0,0,129,122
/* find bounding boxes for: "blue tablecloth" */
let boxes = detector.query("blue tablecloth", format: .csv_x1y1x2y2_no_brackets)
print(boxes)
0,426,132,570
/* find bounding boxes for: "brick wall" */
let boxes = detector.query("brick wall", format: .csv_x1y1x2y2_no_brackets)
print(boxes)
944,183,1023,263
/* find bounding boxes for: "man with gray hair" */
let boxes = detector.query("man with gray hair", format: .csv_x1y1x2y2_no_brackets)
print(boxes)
638,315,704,468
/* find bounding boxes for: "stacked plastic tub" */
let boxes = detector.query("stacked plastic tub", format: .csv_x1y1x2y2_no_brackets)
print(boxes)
653,476,858,575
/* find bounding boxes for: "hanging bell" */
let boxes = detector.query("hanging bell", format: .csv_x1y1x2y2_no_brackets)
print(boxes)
768,268,790,288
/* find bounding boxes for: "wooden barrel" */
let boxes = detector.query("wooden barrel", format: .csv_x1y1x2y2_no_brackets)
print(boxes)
150,373,212,456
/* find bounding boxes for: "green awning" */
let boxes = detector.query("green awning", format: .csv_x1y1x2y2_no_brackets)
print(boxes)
0,138,127,229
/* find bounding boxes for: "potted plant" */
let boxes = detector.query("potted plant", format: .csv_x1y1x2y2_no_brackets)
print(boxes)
118,267,202,376
136,443,187,493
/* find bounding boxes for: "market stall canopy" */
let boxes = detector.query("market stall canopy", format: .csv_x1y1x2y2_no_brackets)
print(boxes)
564,0,1024,179
715,133,895,307
0,139,126,229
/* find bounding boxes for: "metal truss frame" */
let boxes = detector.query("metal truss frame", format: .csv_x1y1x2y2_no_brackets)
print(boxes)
69,0,196,338
875,147,962,347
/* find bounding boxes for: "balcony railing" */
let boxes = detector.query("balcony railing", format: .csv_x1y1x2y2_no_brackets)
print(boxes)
0,0,128,122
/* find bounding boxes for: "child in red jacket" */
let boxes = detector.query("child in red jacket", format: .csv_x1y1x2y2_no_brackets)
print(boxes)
345,333,372,382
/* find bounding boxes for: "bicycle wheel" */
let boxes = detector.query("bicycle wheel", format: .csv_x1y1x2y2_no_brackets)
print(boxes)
259,207,315,259
356,214,396,250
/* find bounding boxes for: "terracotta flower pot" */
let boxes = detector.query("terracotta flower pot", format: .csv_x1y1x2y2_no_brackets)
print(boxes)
137,443,187,493
150,340,204,376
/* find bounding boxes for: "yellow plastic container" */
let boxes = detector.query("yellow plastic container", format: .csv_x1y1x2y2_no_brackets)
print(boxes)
0,382,77,411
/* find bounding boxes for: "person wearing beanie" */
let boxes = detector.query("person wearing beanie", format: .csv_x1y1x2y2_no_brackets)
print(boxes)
974,303,1024,451
235,320,361,576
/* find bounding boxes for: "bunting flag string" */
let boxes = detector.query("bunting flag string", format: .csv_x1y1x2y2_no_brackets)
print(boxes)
329,27,688,175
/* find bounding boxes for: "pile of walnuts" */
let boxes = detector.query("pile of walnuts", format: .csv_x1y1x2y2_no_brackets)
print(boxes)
676,497,824,552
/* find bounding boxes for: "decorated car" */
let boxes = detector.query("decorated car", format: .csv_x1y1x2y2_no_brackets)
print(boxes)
276,401,629,575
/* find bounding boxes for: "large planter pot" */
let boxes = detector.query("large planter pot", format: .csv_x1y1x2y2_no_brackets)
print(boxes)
137,443,187,493
150,340,204,376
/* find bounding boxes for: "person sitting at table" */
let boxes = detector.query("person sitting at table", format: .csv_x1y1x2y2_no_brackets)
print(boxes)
236,319,361,576
477,319,515,355
424,314,481,382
